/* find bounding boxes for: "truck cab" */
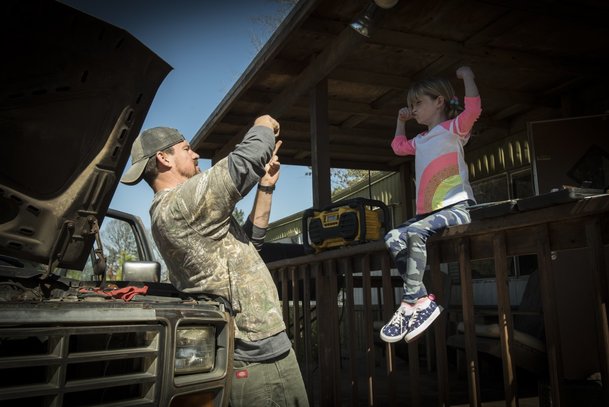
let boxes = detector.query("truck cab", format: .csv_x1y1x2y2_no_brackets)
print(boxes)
0,1,232,405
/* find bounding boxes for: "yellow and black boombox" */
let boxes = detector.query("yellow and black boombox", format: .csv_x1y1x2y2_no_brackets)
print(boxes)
302,198,391,253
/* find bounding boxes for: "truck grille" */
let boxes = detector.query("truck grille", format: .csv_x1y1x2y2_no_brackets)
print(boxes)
0,324,163,406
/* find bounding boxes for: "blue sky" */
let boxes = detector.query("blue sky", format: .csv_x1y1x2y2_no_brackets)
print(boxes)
61,0,313,228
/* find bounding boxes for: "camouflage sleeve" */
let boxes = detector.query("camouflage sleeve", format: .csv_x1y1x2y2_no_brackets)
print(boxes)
227,125,275,197
167,125,274,240
172,158,241,240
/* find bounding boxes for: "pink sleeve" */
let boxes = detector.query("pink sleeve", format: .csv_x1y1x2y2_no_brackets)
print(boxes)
453,96,482,137
391,134,416,156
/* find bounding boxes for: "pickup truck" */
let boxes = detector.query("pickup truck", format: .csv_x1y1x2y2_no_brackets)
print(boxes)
0,1,232,405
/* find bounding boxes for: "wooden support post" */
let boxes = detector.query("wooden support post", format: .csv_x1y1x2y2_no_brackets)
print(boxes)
310,79,331,209
459,237,482,407
430,242,450,406
493,232,519,407
535,224,565,406
585,218,609,405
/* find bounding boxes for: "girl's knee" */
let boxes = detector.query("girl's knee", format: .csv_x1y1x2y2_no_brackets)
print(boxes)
384,228,399,244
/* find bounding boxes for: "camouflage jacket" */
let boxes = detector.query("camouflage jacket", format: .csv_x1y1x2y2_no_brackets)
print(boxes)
150,157,286,342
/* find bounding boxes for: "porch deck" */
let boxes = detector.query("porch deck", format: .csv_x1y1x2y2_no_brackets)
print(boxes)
266,193,609,406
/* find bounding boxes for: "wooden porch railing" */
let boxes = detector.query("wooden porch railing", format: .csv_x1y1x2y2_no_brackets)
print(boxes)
266,194,609,406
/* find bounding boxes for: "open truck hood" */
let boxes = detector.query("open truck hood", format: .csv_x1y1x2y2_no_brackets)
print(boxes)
0,0,171,270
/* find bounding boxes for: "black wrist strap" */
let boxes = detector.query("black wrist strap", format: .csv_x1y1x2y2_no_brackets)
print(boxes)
258,184,275,193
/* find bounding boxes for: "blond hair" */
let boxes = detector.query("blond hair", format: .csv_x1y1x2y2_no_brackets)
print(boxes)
406,77,462,119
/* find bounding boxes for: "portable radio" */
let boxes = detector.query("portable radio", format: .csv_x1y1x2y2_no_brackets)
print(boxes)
302,198,391,253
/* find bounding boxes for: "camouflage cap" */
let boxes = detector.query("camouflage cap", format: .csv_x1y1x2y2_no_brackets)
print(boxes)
120,127,185,185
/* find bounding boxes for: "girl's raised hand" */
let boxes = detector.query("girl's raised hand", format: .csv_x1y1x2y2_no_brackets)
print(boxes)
456,66,474,80
398,107,412,122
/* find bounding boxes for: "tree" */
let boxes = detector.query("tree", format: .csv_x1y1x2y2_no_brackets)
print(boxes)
305,168,385,194
101,219,139,281
250,0,298,51
233,208,246,224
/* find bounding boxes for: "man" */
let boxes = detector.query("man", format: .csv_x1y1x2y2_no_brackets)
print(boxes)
120,115,308,406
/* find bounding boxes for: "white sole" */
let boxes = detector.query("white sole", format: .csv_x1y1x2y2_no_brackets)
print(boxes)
380,328,407,343
404,305,443,343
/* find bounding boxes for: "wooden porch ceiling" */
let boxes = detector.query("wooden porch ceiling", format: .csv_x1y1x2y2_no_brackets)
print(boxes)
191,0,609,171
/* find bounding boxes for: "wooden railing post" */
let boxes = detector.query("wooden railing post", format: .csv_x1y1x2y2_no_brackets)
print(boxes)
360,254,377,406
585,218,609,405
429,242,450,407
340,257,359,405
535,224,565,406
380,251,398,406
291,266,301,360
459,237,482,407
493,232,519,407
315,261,340,405
301,265,314,402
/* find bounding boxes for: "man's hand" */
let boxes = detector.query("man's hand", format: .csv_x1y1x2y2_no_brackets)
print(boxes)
260,140,282,187
254,114,280,137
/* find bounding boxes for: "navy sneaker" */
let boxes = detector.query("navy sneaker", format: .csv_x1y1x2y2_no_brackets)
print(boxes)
404,295,443,343
380,306,413,343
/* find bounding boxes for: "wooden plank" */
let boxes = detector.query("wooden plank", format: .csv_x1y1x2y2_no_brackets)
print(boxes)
361,254,376,406
301,265,314,402
380,252,397,406
429,242,450,407
534,224,565,406
281,268,289,326
408,341,421,407
493,232,519,407
585,218,609,405
314,261,336,405
459,238,482,407
340,257,359,405
291,266,301,360
326,259,341,404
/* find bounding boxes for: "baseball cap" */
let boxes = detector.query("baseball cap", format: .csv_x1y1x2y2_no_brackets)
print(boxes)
120,127,185,185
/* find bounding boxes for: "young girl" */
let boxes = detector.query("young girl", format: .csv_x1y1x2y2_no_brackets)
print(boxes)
380,66,481,343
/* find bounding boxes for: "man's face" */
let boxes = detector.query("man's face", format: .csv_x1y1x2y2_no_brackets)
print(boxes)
166,140,200,180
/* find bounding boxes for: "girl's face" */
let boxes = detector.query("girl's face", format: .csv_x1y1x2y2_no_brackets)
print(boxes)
410,94,445,128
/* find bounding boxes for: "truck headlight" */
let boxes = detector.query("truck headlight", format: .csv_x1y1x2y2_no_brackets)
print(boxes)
175,326,216,375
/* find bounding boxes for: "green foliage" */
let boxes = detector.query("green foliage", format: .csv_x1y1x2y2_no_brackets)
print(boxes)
233,208,246,224
101,219,139,281
305,168,382,194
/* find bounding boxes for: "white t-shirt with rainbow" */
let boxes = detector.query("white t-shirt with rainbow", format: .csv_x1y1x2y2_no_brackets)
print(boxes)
391,96,482,215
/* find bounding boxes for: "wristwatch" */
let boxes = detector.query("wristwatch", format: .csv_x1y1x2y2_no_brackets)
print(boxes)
257,184,275,193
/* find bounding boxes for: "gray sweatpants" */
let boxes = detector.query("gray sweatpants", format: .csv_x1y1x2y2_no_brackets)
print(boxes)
384,201,471,304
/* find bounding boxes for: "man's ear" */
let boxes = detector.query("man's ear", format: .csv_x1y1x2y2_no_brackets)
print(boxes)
156,151,171,169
